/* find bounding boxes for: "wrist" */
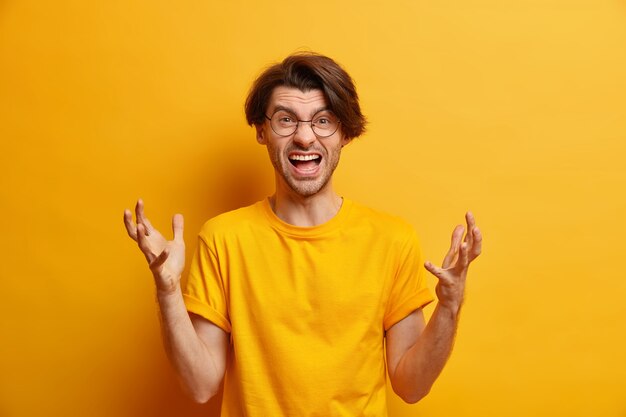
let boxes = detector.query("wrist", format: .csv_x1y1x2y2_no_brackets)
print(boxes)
156,280,182,300
437,300,463,318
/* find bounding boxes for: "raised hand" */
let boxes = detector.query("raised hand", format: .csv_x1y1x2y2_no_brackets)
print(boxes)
424,212,482,312
123,199,186,294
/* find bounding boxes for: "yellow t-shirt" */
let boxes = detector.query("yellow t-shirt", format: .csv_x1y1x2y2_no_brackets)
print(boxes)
183,198,434,417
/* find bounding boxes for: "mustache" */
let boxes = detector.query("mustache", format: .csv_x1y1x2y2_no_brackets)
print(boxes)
285,145,324,154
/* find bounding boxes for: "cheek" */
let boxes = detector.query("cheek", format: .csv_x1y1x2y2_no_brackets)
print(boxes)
327,141,344,157
266,141,285,164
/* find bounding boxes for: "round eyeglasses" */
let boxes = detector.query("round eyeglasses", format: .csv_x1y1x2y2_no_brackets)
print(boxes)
265,109,341,138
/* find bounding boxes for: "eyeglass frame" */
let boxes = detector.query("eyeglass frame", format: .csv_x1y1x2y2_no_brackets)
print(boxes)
264,108,341,138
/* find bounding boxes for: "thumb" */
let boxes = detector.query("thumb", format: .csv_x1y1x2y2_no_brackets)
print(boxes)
425,261,445,280
150,247,169,271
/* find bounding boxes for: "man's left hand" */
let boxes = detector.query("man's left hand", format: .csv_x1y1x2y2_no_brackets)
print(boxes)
425,212,482,313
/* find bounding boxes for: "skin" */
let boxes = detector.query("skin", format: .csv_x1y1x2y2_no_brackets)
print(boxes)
387,212,482,402
256,86,350,226
123,201,228,403
123,86,482,404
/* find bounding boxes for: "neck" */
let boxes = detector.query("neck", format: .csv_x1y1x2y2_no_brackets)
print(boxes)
270,182,343,227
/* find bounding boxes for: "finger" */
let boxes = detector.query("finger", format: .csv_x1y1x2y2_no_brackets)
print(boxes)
142,217,155,236
172,214,184,242
469,226,482,261
150,248,169,270
135,199,151,236
425,261,448,282
137,223,156,263
123,209,138,241
464,211,476,247
442,225,464,268
456,241,470,269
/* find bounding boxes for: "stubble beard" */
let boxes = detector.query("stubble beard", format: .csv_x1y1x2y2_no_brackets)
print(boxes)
267,143,342,198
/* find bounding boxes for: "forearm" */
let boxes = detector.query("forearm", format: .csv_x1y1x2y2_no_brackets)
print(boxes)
157,285,222,403
391,303,461,403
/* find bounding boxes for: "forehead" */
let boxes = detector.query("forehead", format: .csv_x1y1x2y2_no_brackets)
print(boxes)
269,86,327,113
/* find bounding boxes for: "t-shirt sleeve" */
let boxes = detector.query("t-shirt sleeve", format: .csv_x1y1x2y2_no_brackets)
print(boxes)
383,228,435,331
182,234,232,333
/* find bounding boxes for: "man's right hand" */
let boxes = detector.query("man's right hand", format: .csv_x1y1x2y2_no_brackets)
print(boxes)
124,199,185,295
123,199,227,403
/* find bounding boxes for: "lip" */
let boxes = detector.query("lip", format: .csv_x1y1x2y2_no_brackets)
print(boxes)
287,152,322,177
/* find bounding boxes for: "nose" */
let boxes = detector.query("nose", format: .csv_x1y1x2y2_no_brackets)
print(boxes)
292,122,317,148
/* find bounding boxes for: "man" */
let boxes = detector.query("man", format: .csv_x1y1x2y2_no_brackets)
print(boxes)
123,52,482,416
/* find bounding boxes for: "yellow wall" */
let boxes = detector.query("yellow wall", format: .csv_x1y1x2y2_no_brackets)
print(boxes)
1,1,625,416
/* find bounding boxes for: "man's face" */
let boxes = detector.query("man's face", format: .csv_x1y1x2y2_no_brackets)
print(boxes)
256,86,350,198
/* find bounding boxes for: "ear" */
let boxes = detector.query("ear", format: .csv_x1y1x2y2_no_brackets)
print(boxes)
340,135,352,148
255,124,266,145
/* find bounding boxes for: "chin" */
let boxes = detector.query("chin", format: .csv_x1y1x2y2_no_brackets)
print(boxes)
286,177,328,197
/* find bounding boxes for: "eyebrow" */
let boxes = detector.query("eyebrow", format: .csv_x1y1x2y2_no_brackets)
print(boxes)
270,105,330,119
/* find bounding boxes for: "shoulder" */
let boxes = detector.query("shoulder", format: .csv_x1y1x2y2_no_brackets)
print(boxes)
198,200,266,241
345,201,423,260
348,200,415,236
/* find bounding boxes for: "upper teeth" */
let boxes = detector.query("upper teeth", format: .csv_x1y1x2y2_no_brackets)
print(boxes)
290,155,320,161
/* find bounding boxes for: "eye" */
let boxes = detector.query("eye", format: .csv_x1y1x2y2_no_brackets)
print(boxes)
273,111,297,125
313,111,337,126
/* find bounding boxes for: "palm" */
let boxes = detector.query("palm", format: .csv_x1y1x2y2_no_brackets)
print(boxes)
425,212,482,310
144,228,185,279
124,200,186,293
140,226,168,257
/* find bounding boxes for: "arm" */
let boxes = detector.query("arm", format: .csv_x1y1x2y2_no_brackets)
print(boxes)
124,199,228,403
157,288,228,403
386,212,482,403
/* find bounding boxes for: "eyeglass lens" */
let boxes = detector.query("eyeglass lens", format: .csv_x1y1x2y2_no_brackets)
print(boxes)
269,110,339,137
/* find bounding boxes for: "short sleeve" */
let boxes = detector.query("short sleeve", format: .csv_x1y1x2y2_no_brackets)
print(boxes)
383,229,435,331
182,234,232,333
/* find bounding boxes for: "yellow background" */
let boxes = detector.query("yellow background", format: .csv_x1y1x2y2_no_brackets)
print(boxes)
1,1,625,416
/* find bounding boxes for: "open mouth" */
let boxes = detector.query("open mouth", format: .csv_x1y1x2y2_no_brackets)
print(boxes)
288,154,322,172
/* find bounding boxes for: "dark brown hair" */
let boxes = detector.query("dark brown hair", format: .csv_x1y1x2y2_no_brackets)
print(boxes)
245,52,367,140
